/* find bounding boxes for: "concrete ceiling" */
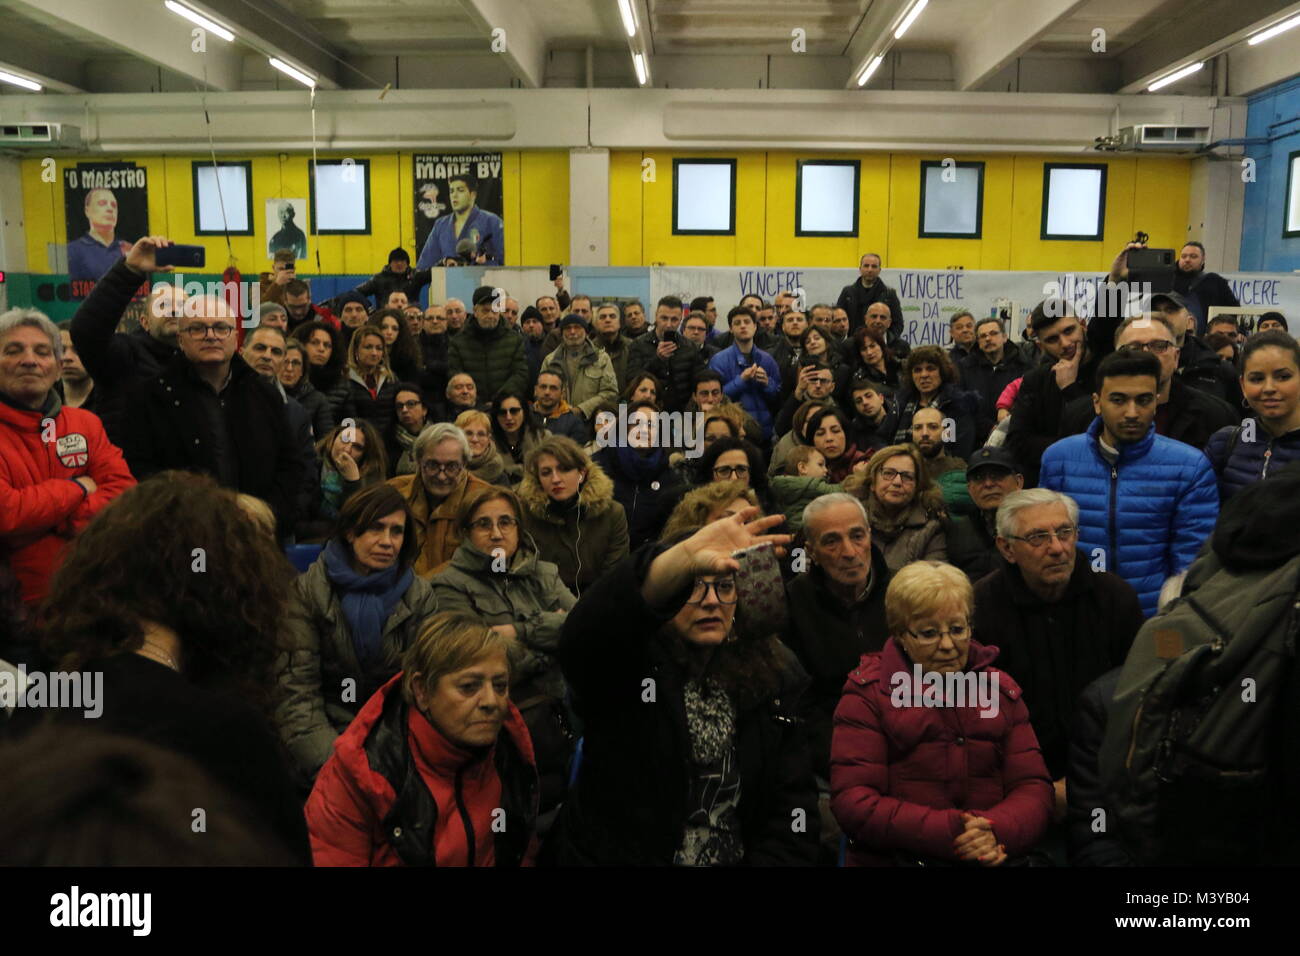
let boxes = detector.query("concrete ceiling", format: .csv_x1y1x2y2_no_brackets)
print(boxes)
0,0,1293,94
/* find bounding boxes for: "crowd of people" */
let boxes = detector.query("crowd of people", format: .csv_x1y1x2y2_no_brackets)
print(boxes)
1,235,1299,867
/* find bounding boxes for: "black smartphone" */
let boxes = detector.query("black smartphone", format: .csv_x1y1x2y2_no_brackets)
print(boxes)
155,244,206,269
664,329,680,345
549,263,563,281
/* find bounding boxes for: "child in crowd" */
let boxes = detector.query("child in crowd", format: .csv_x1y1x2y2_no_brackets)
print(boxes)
770,446,844,533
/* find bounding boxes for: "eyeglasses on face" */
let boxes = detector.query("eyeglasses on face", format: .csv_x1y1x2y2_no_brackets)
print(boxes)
906,623,970,646
182,323,236,340
395,400,423,410
1119,340,1174,355
421,460,464,477
1005,525,1078,548
713,464,750,479
687,576,738,605
469,515,518,533
880,467,916,484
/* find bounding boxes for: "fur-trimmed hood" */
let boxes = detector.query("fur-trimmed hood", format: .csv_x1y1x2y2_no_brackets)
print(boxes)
517,457,618,523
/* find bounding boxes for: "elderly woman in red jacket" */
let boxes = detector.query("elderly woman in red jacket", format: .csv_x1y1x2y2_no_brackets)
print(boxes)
306,611,539,867
830,560,1052,866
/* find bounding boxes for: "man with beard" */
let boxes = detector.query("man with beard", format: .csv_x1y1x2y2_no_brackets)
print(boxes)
1109,239,1239,335
1039,350,1218,617
944,446,1024,581
910,406,974,517
1006,299,1101,487
530,369,587,444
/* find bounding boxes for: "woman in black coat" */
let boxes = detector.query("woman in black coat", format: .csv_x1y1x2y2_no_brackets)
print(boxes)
591,400,687,549
543,510,820,866
339,324,399,437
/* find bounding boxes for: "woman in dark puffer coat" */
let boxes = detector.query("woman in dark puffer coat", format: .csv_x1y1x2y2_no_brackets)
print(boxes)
591,400,688,549
831,561,1052,867
542,510,820,866
1204,331,1300,502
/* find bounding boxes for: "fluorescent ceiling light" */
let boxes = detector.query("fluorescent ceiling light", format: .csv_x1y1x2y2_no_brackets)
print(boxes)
163,0,235,42
0,69,41,91
894,0,929,40
1147,61,1203,92
633,52,647,85
1249,12,1300,45
618,0,637,37
269,57,316,89
857,55,884,87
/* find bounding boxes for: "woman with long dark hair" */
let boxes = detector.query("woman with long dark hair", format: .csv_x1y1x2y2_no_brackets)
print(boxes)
374,307,424,384
490,388,548,485
891,345,979,460
292,319,349,422
845,326,901,393
34,471,308,861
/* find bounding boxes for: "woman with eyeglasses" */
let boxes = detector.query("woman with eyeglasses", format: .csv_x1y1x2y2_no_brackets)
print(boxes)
697,436,772,511
542,509,820,866
846,443,947,573
455,409,507,486
278,482,441,783
431,486,578,816
490,389,548,485
390,383,429,476
831,560,1053,867
592,400,688,549
280,339,335,439
802,405,870,483
518,435,629,596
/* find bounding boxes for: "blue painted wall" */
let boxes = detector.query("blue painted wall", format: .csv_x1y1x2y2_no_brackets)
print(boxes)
1241,75,1300,271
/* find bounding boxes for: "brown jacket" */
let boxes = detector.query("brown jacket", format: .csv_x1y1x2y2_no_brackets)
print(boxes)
388,471,493,578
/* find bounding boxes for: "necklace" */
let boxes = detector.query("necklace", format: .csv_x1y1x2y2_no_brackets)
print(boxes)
139,639,180,672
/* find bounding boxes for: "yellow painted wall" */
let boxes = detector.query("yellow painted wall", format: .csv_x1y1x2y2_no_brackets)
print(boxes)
20,150,569,274
610,150,1192,270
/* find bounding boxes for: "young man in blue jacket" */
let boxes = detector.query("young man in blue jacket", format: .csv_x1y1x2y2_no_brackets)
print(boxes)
708,306,782,443
1039,349,1219,617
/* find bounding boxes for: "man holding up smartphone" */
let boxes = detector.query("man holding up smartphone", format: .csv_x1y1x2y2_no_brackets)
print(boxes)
626,296,705,413
709,306,782,442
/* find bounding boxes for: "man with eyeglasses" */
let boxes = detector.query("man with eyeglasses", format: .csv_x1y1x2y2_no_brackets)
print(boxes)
1059,313,1238,449
387,422,492,577
120,292,304,540
1039,349,1218,617
784,492,891,859
958,317,1030,438
974,488,1143,841
1149,291,1242,408
69,235,184,447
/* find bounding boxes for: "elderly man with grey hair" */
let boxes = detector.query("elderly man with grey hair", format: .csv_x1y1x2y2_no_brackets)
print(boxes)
386,421,491,577
119,291,303,539
0,308,135,609
971,487,1143,849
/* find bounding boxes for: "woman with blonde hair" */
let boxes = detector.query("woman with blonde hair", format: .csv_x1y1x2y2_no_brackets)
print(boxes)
831,560,1052,867
306,611,539,866
338,323,399,436
455,408,507,485
845,443,947,572
660,480,759,541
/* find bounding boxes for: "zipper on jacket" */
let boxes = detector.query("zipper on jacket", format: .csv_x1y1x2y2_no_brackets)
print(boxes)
1262,441,1273,480
1108,464,1119,577
453,767,477,867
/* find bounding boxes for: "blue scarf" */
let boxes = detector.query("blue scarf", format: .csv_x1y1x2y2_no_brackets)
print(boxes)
322,538,413,669
616,444,667,482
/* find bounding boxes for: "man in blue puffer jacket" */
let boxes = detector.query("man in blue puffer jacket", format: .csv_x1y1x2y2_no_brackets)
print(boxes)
1039,350,1219,617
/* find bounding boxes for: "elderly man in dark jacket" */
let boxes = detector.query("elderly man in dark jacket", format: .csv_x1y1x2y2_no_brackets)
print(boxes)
626,296,706,412
960,317,1031,434
973,488,1142,830
69,236,181,447
119,294,303,539
944,447,1024,583
448,286,529,401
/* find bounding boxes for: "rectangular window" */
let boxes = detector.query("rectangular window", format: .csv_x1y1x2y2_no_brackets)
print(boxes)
310,159,371,234
1041,163,1108,241
796,160,860,236
672,159,736,235
1285,151,1300,238
918,160,984,239
192,161,253,235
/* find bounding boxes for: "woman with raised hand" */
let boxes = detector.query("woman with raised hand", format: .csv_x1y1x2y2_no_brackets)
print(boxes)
543,508,819,866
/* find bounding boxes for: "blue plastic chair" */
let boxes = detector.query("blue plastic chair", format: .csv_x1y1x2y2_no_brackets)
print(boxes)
285,543,323,574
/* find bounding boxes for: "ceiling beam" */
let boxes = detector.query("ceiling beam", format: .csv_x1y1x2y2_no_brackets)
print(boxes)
0,42,86,93
8,0,242,91
454,0,547,89
195,0,342,89
951,0,1089,91
1117,0,1300,93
